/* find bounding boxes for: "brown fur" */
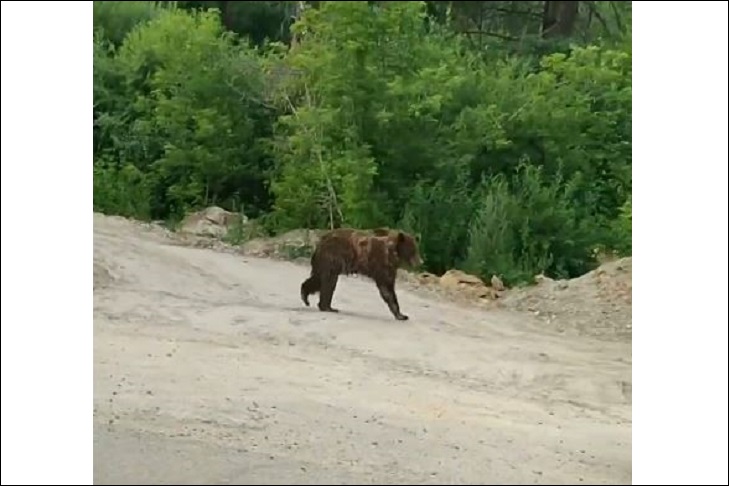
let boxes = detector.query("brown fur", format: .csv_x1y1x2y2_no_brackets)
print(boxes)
300,228,423,320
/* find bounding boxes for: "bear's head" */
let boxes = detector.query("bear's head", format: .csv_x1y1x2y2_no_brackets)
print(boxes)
392,231,423,268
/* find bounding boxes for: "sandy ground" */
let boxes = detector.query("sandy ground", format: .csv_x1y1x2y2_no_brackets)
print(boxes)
93,213,632,485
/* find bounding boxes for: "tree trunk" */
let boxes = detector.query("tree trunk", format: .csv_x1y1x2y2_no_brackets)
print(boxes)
289,1,307,50
542,1,579,39
218,1,235,31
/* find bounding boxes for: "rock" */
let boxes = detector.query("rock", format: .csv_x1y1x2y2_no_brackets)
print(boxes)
241,229,322,258
476,287,500,300
180,206,244,238
490,274,505,291
438,269,501,300
417,272,440,285
439,269,485,290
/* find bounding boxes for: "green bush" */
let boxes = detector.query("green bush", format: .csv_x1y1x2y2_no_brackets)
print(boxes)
400,173,477,275
462,163,601,286
93,159,152,219
93,1,165,47
94,7,274,221
92,1,632,284
614,195,632,254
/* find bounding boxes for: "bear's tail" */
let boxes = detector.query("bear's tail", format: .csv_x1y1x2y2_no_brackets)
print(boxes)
300,272,321,306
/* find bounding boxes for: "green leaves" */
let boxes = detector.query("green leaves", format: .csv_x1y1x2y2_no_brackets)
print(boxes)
94,6,273,220
462,163,601,285
94,1,632,284
93,1,165,47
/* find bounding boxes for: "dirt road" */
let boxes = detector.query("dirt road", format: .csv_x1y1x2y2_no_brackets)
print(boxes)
93,213,631,485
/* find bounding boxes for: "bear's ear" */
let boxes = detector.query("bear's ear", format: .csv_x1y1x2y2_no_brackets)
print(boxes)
397,231,406,243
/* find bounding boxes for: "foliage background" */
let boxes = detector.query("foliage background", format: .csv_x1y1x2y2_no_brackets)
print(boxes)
93,0,632,286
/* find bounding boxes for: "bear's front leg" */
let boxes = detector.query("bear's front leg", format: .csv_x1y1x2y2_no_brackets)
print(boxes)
318,273,341,313
376,280,408,320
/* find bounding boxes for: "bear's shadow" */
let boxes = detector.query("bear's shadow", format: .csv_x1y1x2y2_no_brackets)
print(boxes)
282,305,399,323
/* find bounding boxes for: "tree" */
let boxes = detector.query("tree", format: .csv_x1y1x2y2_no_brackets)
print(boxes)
542,1,579,38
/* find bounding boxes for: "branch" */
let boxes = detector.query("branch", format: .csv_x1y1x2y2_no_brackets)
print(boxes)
488,6,544,19
225,79,278,111
582,3,594,43
609,1,626,34
459,30,519,42
287,85,344,229
585,1,613,38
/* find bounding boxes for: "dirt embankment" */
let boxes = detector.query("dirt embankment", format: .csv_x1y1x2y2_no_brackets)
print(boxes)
239,226,632,342
500,258,632,341
167,206,633,342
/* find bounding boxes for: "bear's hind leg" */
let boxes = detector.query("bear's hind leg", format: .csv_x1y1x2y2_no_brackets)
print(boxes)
300,272,321,306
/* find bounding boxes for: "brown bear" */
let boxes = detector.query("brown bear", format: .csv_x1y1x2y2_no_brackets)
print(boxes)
300,228,423,320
